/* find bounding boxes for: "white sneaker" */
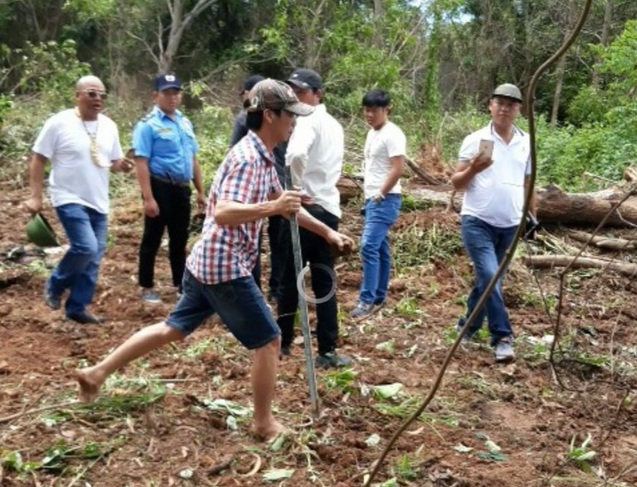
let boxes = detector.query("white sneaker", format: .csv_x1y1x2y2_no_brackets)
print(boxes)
494,338,515,363
141,289,162,304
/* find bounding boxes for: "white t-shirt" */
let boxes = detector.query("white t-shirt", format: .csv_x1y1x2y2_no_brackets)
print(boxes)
458,123,531,228
32,109,123,214
286,104,344,219
363,121,406,199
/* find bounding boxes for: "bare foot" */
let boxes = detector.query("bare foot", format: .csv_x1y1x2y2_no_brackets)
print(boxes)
254,419,288,442
76,369,101,403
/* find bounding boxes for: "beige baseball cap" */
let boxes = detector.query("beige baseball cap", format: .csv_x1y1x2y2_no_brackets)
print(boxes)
245,79,314,116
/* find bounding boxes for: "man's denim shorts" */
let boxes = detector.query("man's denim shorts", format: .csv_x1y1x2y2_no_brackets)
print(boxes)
166,270,280,350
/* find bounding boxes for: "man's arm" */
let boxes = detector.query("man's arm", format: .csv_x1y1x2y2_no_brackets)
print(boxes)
134,156,159,217
192,156,205,212
214,190,304,226
450,155,492,190
25,152,48,214
374,155,404,199
297,208,354,251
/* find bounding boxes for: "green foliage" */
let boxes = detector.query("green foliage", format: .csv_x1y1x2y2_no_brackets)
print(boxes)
392,221,464,268
7,40,90,104
567,434,597,473
187,99,234,188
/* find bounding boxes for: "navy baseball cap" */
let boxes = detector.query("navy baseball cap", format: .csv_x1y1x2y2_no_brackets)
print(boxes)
287,68,322,91
155,74,182,91
243,74,265,93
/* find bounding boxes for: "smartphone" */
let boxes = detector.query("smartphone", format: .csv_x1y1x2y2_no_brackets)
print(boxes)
478,139,494,160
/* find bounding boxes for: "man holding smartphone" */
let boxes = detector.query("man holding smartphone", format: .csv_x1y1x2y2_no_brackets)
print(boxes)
450,83,535,363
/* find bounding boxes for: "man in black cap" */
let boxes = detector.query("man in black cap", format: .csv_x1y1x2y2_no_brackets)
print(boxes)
277,68,351,368
133,73,205,304
451,83,536,363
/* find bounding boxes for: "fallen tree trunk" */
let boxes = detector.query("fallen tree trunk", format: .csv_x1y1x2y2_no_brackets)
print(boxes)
524,254,637,278
535,184,637,226
409,183,637,227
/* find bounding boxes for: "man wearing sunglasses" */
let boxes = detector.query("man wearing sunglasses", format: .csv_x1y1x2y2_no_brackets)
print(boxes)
132,74,205,304
26,75,132,324
77,79,354,440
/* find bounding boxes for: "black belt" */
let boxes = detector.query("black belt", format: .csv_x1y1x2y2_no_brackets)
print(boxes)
151,174,190,188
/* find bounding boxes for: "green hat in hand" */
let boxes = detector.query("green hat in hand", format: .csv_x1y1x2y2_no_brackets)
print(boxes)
26,213,59,247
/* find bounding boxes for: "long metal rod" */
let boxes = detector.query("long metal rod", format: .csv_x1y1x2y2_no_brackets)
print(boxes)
285,166,320,418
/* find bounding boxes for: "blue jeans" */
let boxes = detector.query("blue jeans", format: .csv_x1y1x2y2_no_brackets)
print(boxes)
359,195,401,305
458,215,517,345
167,270,280,350
48,204,108,316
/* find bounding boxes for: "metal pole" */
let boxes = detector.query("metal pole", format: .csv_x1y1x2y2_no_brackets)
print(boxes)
285,166,320,418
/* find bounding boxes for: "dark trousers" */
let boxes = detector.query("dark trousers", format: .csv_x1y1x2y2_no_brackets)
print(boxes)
251,215,285,297
267,215,285,297
277,205,339,355
138,177,191,289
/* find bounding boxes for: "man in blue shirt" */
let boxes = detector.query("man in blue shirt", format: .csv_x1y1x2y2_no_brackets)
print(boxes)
133,74,205,303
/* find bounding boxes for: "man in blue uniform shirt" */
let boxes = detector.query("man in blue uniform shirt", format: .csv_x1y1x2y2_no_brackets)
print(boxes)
133,74,205,303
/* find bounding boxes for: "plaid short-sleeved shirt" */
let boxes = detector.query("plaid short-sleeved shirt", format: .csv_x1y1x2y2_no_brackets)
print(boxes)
186,131,283,284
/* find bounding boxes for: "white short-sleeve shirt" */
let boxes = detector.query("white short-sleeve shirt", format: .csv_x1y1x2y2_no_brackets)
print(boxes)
32,109,124,214
286,104,344,219
458,123,531,228
362,121,406,199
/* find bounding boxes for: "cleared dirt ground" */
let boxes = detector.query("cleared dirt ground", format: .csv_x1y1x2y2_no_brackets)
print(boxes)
1,180,636,486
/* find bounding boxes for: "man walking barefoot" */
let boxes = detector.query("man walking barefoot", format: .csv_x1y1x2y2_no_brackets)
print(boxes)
76,80,354,439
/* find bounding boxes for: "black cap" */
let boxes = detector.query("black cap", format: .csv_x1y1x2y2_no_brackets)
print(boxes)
155,74,182,91
243,74,265,93
287,68,322,91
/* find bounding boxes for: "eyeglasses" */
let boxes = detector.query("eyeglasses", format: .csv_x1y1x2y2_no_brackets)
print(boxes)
282,109,297,120
79,90,108,100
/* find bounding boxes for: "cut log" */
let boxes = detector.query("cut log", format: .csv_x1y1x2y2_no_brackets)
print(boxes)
337,175,363,204
524,254,637,278
411,183,637,227
567,230,637,251
535,184,637,226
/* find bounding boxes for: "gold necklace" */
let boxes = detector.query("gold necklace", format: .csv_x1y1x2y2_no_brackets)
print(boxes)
75,108,110,168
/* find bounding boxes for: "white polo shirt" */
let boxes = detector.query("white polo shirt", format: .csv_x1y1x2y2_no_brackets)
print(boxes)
363,121,406,199
458,123,531,228
32,109,124,214
286,104,344,219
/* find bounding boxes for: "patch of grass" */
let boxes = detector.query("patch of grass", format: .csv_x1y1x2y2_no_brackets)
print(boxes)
1,437,125,476
394,296,422,319
392,221,463,268
401,194,435,212
323,368,357,394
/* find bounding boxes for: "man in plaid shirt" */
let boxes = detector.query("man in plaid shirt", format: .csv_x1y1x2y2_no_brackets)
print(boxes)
76,79,354,440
